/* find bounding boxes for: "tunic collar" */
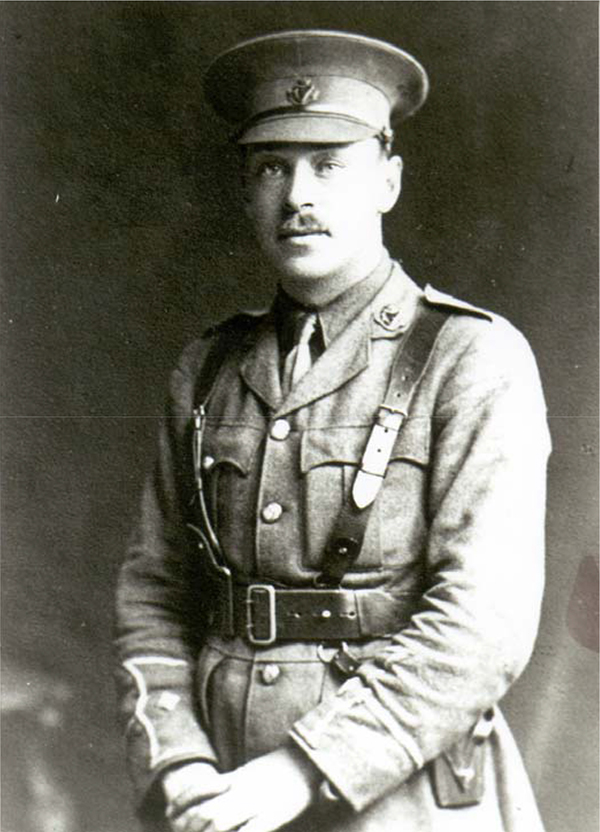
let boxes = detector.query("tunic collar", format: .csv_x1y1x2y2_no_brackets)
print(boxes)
274,250,394,355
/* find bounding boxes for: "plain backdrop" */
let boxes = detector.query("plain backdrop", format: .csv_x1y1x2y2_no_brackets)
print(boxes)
1,3,598,831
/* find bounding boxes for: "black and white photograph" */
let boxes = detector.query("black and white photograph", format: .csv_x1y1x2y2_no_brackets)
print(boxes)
1,3,597,832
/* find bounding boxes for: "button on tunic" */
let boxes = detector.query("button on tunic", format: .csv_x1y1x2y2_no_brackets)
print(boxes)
260,664,281,685
261,502,283,524
270,419,291,441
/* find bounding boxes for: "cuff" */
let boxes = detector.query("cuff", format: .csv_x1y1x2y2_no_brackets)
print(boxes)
290,677,419,812
120,657,218,809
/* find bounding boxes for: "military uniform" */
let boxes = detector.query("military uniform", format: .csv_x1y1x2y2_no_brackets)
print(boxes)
116,257,550,831
115,30,550,832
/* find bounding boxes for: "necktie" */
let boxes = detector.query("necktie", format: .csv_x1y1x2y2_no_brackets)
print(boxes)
282,312,318,395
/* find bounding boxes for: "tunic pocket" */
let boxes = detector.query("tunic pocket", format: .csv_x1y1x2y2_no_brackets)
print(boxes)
301,419,431,571
202,422,265,572
379,416,431,566
301,426,381,570
195,643,228,731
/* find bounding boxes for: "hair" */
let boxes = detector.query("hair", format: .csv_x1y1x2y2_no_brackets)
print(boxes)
236,134,395,164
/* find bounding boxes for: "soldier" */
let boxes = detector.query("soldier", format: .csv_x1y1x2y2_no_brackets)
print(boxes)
115,30,551,832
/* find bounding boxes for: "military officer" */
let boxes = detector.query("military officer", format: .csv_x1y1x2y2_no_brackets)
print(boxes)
115,30,551,832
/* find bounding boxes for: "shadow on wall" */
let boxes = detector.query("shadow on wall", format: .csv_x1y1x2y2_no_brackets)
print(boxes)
1,657,136,832
1,659,78,832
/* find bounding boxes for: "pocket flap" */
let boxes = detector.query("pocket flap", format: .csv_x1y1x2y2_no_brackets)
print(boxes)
301,426,369,473
393,416,431,465
301,418,430,473
204,423,264,475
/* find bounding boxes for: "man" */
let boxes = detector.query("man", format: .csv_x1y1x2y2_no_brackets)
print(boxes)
115,30,550,832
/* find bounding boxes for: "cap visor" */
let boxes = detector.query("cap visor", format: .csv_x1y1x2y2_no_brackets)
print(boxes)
237,113,379,144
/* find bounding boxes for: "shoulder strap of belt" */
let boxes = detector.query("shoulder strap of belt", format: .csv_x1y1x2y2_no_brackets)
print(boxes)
316,301,451,587
190,315,262,565
193,313,262,409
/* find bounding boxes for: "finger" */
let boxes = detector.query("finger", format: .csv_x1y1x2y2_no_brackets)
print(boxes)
168,808,201,832
235,815,277,832
169,805,216,832
196,791,256,832
166,783,231,822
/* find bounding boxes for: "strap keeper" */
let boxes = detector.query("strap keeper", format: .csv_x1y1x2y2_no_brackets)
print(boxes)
331,642,361,678
316,537,361,587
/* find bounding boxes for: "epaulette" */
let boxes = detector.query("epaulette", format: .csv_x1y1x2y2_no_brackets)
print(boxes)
193,309,269,410
201,308,269,340
423,284,493,322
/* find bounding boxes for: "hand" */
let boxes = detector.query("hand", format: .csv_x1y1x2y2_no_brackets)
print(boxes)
170,745,321,832
163,761,230,831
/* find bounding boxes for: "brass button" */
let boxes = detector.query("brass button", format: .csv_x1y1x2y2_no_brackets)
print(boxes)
270,419,291,441
202,455,215,470
261,502,283,523
261,664,280,685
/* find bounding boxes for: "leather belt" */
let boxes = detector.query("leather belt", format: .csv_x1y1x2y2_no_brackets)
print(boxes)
208,581,414,646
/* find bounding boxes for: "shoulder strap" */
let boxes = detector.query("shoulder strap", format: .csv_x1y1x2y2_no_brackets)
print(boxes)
193,313,264,409
316,302,451,587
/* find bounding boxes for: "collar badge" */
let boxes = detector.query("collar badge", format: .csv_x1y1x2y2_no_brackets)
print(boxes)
376,303,406,331
286,78,320,107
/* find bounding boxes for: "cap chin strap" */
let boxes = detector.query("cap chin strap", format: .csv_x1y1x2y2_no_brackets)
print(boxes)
233,109,393,145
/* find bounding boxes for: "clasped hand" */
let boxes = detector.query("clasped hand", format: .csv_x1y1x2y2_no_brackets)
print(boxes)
163,746,320,832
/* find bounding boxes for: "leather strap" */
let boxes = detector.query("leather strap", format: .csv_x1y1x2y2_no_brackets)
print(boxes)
189,301,450,641
191,316,262,570
317,302,450,586
193,313,262,413
207,580,418,645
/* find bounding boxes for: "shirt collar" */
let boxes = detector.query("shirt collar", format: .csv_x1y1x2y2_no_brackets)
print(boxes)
275,250,394,353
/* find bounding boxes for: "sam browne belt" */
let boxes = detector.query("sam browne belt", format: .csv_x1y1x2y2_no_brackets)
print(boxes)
188,300,450,646
206,581,418,646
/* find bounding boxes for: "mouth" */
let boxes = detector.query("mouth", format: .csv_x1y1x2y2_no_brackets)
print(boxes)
278,228,329,240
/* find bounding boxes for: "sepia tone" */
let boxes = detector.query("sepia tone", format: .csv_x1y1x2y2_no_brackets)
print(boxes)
1,3,597,832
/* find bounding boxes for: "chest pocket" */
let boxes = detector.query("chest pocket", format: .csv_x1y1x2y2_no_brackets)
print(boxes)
202,423,264,562
203,423,264,473
300,418,431,571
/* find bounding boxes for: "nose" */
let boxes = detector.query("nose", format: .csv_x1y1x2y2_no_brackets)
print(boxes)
283,161,315,213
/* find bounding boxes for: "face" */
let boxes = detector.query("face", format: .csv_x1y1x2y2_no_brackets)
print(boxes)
242,139,402,283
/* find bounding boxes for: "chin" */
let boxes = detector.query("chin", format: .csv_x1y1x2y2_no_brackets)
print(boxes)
270,252,344,282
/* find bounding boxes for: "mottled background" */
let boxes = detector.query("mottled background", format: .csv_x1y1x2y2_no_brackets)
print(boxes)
1,3,597,831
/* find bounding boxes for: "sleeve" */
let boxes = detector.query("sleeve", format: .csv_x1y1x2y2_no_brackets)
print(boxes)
289,315,551,812
114,340,218,815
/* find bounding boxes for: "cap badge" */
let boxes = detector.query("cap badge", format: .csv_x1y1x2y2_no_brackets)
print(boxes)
286,78,320,108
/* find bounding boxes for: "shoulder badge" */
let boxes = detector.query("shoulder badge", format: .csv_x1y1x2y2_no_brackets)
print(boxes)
424,285,493,321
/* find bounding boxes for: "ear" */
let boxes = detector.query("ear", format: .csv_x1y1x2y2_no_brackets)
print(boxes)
241,171,256,218
378,155,403,214
238,148,253,213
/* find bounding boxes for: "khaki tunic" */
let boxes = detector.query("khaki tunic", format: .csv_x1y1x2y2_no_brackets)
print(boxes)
115,263,551,831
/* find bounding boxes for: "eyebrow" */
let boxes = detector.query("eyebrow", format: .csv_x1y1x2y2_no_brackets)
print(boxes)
247,142,353,153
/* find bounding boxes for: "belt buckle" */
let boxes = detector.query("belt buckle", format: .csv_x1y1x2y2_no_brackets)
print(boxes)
246,584,277,646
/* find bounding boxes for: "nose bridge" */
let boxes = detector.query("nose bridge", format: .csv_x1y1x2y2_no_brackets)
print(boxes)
285,157,316,208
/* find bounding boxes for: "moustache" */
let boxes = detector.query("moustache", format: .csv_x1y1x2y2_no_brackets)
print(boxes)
278,216,329,237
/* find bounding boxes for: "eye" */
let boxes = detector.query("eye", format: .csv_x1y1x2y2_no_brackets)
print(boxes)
315,158,344,176
256,160,285,178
